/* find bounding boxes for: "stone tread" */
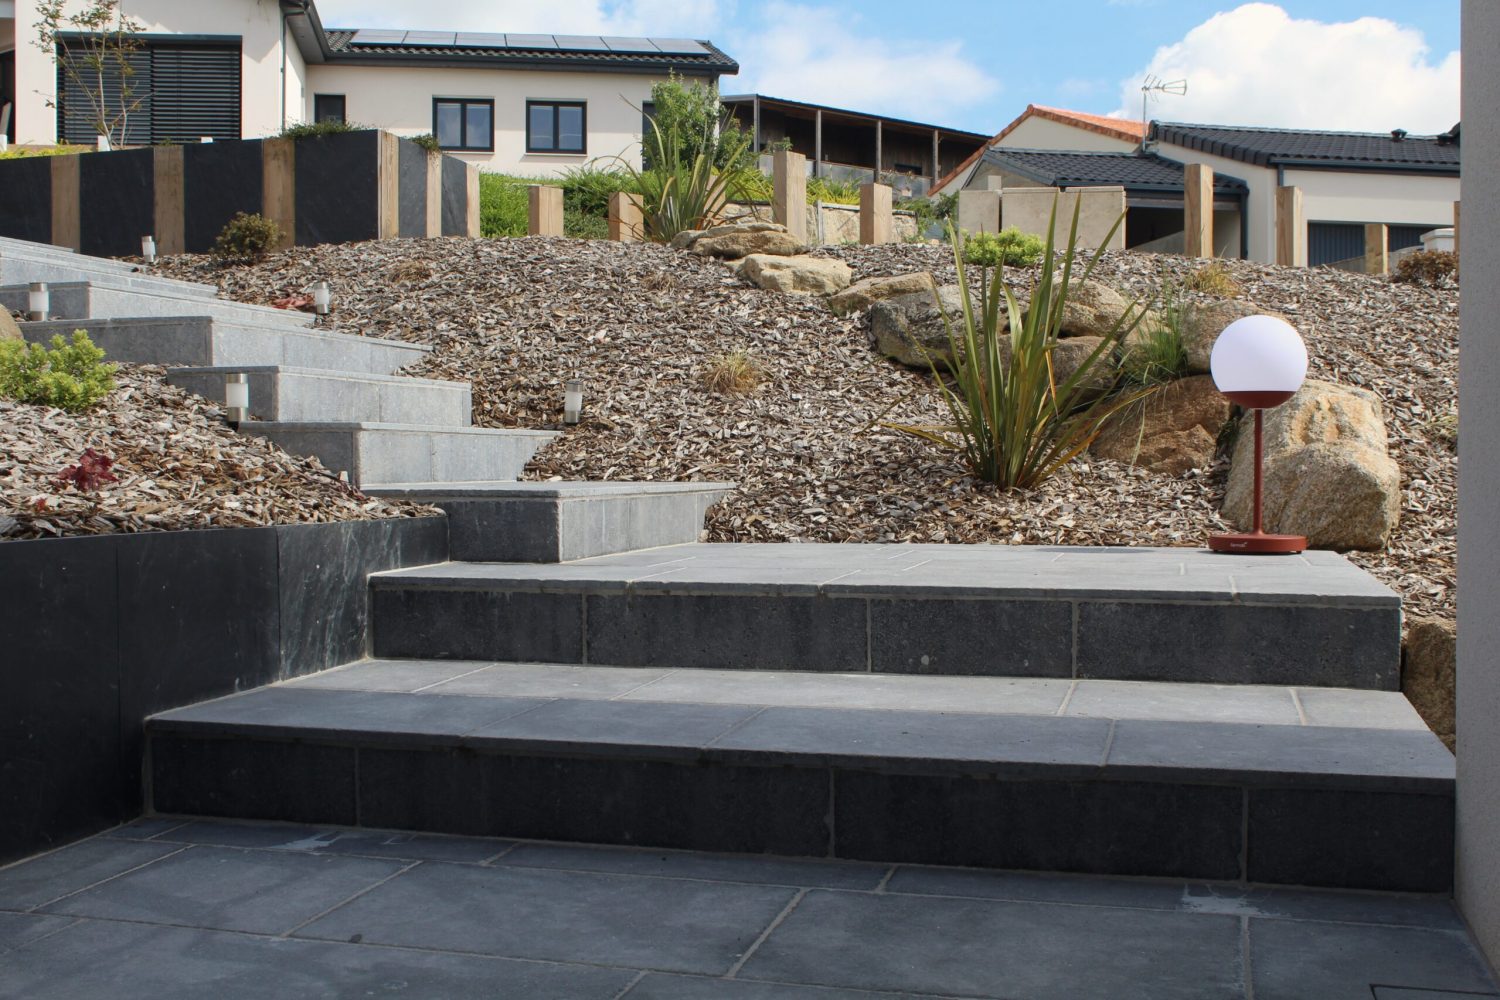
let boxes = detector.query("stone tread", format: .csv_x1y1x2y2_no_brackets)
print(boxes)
363,481,736,499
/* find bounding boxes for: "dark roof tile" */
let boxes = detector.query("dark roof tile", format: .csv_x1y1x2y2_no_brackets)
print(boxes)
1150,122,1459,171
980,148,1248,195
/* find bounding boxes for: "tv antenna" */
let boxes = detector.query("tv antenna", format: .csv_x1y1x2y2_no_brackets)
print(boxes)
1140,75,1188,143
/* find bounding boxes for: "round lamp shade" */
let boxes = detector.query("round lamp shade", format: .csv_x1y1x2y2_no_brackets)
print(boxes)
1209,314,1308,408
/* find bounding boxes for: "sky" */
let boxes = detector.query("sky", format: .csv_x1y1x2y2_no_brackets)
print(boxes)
308,1,1460,136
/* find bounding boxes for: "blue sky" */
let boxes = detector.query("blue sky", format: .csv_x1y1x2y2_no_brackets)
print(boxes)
313,1,1461,135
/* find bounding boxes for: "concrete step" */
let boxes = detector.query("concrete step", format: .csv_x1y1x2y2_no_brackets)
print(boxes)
363,481,735,561
368,544,1403,689
166,366,472,427
18,316,429,377
1,280,315,329
246,422,556,486
0,237,218,298
145,660,1455,892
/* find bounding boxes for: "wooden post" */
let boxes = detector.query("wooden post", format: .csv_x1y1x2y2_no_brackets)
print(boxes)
528,184,563,237
859,182,892,244
152,145,185,255
1364,222,1389,275
1275,185,1305,267
424,153,441,238
931,130,940,186
813,109,823,178
608,191,643,242
377,131,400,240
50,154,80,250
465,164,480,238
1183,163,1213,258
261,138,296,249
874,120,883,182
751,96,761,153
772,149,808,242
1455,199,1462,255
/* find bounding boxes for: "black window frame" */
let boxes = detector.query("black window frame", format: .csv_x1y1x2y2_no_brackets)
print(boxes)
313,93,346,124
432,97,494,152
526,100,587,155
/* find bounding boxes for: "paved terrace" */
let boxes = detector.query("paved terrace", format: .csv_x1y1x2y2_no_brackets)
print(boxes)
0,818,1494,999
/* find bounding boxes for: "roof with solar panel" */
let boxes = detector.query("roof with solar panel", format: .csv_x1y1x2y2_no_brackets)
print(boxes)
320,28,738,73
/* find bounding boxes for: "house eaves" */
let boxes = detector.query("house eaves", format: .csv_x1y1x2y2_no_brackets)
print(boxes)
1150,121,1460,175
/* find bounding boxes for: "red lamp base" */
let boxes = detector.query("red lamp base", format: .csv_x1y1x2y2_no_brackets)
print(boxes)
1208,532,1307,555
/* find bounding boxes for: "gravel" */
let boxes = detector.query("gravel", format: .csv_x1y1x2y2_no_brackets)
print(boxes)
149,236,1458,624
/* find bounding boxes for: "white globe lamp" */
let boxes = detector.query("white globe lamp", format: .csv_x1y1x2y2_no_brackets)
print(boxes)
1207,315,1309,554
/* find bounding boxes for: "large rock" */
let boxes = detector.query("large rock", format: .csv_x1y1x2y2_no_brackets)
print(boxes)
740,254,852,295
1223,380,1401,550
690,222,807,260
1050,337,1115,397
1180,300,1290,374
0,311,22,342
870,284,979,369
1091,375,1233,474
1026,278,1132,338
829,272,934,317
1403,617,1455,751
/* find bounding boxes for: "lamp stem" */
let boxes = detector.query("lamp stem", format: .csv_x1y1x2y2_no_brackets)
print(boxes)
1252,408,1264,536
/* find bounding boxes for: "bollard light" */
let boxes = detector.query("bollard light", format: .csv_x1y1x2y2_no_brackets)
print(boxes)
563,378,584,425
1207,314,1308,554
311,280,331,317
224,373,250,426
141,235,156,263
27,282,49,321
96,134,111,152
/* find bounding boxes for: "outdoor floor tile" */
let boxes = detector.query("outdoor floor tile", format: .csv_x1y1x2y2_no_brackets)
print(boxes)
102,817,192,841
1175,884,1466,930
157,819,511,864
738,888,1245,999
296,861,798,974
284,658,495,693
496,841,887,890
1295,687,1429,730
424,662,674,699
0,911,75,952
467,697,758,753
41,845,407,935
625,973,963,999
0,918,634,1000
1248,917,1497,999
1064,680,1302,726
1373,990,1500,999
884,866,1199,911
0,838,183,911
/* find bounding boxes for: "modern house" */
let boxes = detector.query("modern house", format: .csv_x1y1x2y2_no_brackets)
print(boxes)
1,0,738,175
721,93,989,197
931,104,1146,197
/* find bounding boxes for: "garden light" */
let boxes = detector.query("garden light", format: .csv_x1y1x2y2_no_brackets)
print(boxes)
27,282,48,321
564,378,584,425
312,280,332,316
1207,314,1308,554
141,235,156,263
225,373,250,426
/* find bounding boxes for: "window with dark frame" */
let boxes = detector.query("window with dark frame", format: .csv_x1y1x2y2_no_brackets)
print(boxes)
526,100,586,154
313,94,345,124
433,97,494,151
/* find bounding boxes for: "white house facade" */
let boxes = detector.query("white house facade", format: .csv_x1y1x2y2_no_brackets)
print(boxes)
0,0,737,175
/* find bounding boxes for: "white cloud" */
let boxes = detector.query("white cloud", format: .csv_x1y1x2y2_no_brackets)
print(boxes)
1113,3,1459,133
719,2,998,125
310,0,723,36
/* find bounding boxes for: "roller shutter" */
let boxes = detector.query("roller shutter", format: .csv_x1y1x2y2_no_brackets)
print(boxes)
57,40,240,145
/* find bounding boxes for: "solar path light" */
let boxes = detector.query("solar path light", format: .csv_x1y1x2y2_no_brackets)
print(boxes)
563,379,584,425
1207,314,1309,554
27,282,48,321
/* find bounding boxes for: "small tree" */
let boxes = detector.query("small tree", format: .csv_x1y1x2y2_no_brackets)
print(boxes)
34,0,147,147
644,73,755,172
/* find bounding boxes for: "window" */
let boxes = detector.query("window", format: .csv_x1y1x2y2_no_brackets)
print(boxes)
313,94,346,124
640,100,656,168
56,39,241,145
433,98,493,151
526,100,586,154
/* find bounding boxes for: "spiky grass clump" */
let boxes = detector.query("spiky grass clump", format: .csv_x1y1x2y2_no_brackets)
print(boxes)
702,350,761,395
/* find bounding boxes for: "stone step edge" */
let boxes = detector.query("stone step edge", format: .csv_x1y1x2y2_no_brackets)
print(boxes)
0,280,314,327
19,315,430,355
363,481,737,500
169,364,468,391
250,421,556,438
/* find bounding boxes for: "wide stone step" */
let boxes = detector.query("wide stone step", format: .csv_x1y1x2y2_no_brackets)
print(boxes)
368,544,1402,689
0,237,218,298
1,280,314,329
18,315,429,376
247,422,556,486
166,365,471,427
363,481,734,561
145,660,1454,892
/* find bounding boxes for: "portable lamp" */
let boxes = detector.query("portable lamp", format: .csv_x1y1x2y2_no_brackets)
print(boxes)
1208,314,1309,554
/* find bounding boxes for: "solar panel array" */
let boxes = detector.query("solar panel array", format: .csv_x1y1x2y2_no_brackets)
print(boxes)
347,30,709,55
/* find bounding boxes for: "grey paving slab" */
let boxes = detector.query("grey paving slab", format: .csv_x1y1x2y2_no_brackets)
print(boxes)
1249,918,1497,999
155,820,512,864
1374,990,1500,999
1065,680,1302,725
0,918,633,1000
0,911,75,952
284,658,495,693
467,698,758,755
42,845,407,934
496,841,886,890
297,862,797,974
426,662,674,699
1106,720,1455,788
625,975,960,999
710,706,1110,772
739,888,1245,999
102,816,192,840
1297,687,1429,730
0,838,183,910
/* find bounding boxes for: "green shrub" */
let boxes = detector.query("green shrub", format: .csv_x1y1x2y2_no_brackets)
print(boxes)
1119,282,1188,386
1394,249,1458,285
275,119,363,140
886,204,1153,489
212,212,281,263
561,165,638,220
645,73,755,172
898,193,955,234
478,174,534,238
0,144,86,160
409,132,440,153
0,331,117,411
807,176,862,205
962,227,1044,268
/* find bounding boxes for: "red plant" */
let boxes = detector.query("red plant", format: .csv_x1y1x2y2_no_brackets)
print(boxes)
55,448,120,491
271,293,315,312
